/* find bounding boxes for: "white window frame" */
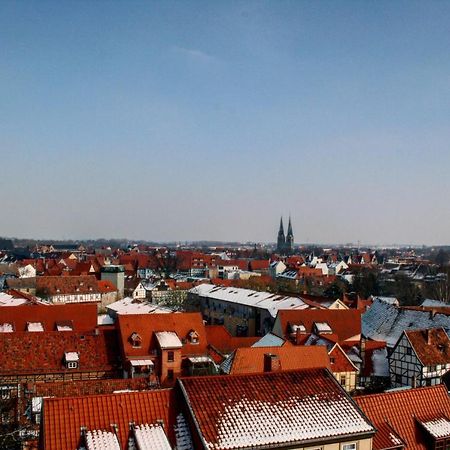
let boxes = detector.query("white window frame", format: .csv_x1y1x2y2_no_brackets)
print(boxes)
341,443,357,450
67,361,78,369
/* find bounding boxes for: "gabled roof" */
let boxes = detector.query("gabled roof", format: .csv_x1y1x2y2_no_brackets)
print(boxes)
404,327,450,366
41,389,177,450
275,309,362,342
328,343,359,373
356,385,450,450
179,369,375,449
221,345,330,375
117,313,208,358
36,275,101,296
0,302,97,332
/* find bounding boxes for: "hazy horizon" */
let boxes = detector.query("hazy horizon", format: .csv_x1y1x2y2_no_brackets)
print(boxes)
1,1,450,245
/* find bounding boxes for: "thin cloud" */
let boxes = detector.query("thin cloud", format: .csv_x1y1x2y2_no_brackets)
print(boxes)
172,45,217,63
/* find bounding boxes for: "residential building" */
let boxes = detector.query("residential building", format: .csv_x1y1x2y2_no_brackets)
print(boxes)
389,327,450,388
100,265,125,298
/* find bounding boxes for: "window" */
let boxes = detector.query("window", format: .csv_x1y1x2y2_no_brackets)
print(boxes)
67,361,78,369
342,444,357,450
395,374,402,384
406,347,412,356
330,357,335,364
167,369,174,381
340,375,346,386
167,351,174,362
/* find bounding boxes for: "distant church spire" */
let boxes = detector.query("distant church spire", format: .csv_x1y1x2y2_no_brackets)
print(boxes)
276,215,294,255
277,217,285,253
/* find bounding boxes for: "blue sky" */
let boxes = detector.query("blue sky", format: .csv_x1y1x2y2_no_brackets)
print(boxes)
1,1,450,244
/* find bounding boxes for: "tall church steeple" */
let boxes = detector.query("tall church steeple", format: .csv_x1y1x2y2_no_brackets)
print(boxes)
286,216,294,254
277,216,286,253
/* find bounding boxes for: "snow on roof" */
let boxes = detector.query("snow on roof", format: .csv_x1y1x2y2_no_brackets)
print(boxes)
27,322,44,332
362,299,450,347
107,297,174,315
155,331,182,349
314,322,333,333
0,293,29,306
372,296,399,306
0,323,14,333
64,352,79,362
56,324,73,331
420,417,450,439
133,423,172,450
252,332,286,348
175,414,193,450
190,284,309,318
187,356,213,364
97,314,115,326
290,323,306,333
85,430,121,450
421,299,450,308
130,359,154,367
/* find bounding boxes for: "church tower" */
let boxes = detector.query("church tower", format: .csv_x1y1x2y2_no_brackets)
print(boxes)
285,216,294,255
277,217,286,253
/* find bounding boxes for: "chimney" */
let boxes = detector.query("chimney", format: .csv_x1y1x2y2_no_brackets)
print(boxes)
264,353,281,372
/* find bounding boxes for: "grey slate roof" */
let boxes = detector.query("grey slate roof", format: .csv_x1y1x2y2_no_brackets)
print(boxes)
362,299,450,348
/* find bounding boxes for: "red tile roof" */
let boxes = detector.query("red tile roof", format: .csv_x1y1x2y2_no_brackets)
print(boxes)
179,369,375,449
41,389,176,450
205,325,259,354
328,344,358,373
404,328,450,366
248,259,270,271
36,275,101,296
276,309,362,342
117,313,208,359
224,345,330,374
0,303,98,332
97,279,117,293
30,377,152,398
0,328,119,376
356,385,450,450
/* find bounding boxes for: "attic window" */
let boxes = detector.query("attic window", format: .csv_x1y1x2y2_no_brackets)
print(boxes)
188,330,199,344
314,322,333,334
291,323,306,334
64,352,79,369
130,332,142,348
27,322,44,332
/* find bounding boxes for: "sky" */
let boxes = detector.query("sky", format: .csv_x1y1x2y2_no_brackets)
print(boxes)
1,1,450,245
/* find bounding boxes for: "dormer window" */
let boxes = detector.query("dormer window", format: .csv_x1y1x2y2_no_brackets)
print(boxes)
314,322,333,334
130,332,142,348
64,352,79,369
27,322,44,332
188,330,199,344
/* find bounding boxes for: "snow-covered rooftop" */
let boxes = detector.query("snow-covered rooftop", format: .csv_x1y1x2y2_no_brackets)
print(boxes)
0,293,29,306
107,297,174,315
85,430,121,450
64,352,79,362
155,331,182,349
314,322,333,333
175,414,193,450
190,284,309,318
97,314,115,326
252,332,286,348
0,323,14,333
130,359,154,367
133,424,172,450
27,322,44,332
420,417,450,439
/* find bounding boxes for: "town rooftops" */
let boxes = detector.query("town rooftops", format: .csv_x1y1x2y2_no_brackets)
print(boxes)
179,368,375,449
41,389,177,450
117,312,208,358
403,327,450,366
0,302,98,332
221,345,330,375
190,283,309,318
273,308,362,342
356,385,450,449
35,275,102,296
107,297,174,315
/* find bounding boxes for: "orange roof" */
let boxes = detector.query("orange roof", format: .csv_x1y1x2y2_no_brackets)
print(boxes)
356,385,450,449
404,328,450,366
97,279,117,293
205,325,259,354
41,389,176,450
117,313,208,358
225,345,330,374
0,302,97,332
277,309,361,342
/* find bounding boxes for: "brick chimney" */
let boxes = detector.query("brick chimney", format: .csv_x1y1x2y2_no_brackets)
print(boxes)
264,353,281,372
